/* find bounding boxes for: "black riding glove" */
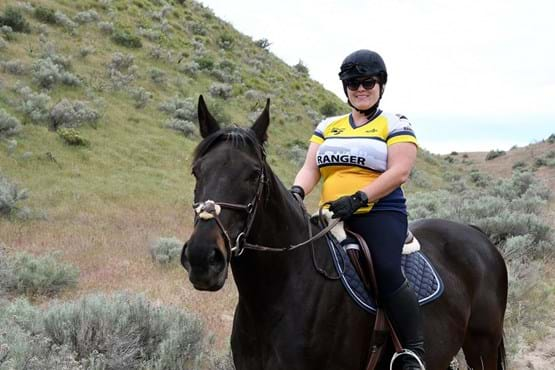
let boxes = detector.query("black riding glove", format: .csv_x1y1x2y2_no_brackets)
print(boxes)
329,191,368,220
289,185,305,201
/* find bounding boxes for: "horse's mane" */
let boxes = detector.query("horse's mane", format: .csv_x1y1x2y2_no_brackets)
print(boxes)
193,127,266,165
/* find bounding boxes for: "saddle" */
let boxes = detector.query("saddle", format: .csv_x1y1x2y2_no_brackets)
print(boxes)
315,211,443,370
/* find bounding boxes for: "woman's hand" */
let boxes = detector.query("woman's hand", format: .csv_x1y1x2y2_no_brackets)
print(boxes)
329,191,368,220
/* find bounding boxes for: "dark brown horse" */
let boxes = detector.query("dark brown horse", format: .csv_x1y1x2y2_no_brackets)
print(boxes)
181,96,508,370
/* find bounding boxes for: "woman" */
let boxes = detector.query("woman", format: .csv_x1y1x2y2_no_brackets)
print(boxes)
290,49,424,370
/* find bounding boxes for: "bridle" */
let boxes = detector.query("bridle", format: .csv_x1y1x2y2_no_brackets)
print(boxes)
191,166,340,262
192,168,267,261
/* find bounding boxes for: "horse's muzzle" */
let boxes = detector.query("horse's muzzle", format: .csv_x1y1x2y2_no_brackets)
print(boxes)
180,239,229,291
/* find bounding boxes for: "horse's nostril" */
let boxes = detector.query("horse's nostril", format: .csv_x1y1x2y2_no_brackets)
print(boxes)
208,249,217,264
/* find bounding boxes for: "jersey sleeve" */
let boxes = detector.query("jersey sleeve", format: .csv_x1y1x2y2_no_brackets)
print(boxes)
310,116,341,144
386,114,418,146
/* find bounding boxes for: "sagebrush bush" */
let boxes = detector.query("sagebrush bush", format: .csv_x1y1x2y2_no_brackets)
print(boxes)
0,293,207,369
209,82,233,99
1,59,27,75
32,56,80,89
179,60,200,76
33,6,57,24
107,52,137,89
139,27,162,41
0,108,22,137
150,237,183,264
254,38,271,49
0,36,7,49
166,118,196,137
149,67,167,84
57,127,89,146
54,10,77,32
43,293,205,369
74,10,99,24
1,251,78,296
98,21,113,34
17,85,51,124
0,7,30,33
320,101,341,116
130,86,152,109
486,149,506,160
408,170,553,259
159,96,196,121
294,60,309,75
111,28,142,48
49,99,99,129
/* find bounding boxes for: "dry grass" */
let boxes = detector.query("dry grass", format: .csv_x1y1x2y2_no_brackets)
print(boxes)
0,201,238,349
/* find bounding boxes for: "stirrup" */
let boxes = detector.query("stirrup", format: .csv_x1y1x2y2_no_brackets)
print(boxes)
390,349,425,370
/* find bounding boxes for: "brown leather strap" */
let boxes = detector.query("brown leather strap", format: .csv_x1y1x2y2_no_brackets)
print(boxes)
346,229,404,369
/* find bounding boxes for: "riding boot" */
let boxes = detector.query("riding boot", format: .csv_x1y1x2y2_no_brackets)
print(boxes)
383,280,426,370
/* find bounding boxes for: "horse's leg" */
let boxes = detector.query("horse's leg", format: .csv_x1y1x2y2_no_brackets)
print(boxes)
462,335,501,370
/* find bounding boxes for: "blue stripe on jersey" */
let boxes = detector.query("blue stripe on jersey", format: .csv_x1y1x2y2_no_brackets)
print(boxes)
317,163,384,173
387,130,416,140
321,136,386,142
313,131,324,139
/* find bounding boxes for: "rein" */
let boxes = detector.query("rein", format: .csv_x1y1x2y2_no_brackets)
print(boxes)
192,170,340,260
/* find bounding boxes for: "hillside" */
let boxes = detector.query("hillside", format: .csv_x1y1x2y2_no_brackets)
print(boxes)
1,1,554,368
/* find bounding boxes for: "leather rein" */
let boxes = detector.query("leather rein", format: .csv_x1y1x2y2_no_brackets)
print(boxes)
192,168,340,261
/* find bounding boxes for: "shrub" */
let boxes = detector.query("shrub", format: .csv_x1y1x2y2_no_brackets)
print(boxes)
0,108,22,137
0,172,28,218
150,237,183,264
179,60,200,76
1,251,79,296
54,10,77,32
294,60,309,75
512,161,527,170
320,101,341,116
111,28,142,48
107,52,137,89
17,85,51,124
57,128,89,146
32,56,80,89
407,170,553,259
33,6,57,24
209,82,233,99
49,99,99,129
0,59,27,75
0,7,30,33
98,21,113,34
196,56,214,71
254,38,271,50
78,46,95,58
218,34,234,50
189,22,207,36
469,169,491,187
130,87,152,109
159,96,196,121
74,10,99,24
485,149,506,160
148,67,166,84
547,133,555,144
166,118,196,137
0,293,207,369
534,157,547,168
0,25,14,41
0,36,7,49
139,27,162,41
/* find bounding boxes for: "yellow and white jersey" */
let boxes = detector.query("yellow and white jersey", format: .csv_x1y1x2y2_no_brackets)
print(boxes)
310,111,417,214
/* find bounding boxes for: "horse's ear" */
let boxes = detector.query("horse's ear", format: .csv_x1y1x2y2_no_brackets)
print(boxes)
251,98,270,143
198,95,220,138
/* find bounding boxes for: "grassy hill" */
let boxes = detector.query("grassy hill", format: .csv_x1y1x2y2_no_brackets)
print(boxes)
1,1,554,368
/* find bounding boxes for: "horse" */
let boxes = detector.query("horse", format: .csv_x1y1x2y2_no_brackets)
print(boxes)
180,96,508,370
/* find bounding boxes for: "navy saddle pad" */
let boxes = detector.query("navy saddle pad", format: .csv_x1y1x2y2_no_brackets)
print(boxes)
327,236,444,313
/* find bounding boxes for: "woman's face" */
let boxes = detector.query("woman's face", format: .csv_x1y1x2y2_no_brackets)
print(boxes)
346,77,381,111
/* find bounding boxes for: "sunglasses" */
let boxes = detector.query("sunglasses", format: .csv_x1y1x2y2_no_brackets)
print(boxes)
345,78,379,91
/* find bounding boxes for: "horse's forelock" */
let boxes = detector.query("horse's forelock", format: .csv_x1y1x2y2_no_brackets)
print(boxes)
193,127,265,164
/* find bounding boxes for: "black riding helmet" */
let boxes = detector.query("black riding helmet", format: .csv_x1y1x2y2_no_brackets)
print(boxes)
339,49,388,84
339,49,387,117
